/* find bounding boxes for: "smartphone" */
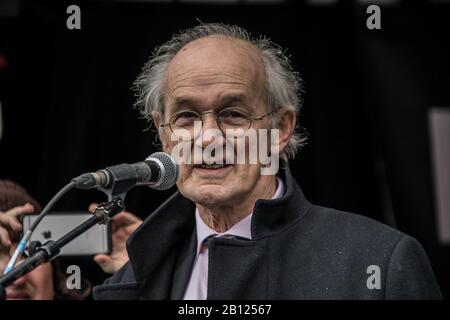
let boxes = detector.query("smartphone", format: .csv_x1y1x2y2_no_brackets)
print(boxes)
22,212,111,257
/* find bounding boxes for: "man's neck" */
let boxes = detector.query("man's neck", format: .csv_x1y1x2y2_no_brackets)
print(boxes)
196,175,278,233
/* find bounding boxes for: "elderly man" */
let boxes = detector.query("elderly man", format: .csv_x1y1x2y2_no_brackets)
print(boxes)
93,23,441,300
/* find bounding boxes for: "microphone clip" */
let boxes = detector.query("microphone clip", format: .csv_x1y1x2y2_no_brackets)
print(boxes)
97,163,139,201
91,198,125,225
73,163,140,201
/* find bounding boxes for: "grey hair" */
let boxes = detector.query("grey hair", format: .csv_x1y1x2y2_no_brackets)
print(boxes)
133,23,307,159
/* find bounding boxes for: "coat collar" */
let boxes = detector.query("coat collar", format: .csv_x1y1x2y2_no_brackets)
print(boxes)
251,160,312,240
126,160,312,282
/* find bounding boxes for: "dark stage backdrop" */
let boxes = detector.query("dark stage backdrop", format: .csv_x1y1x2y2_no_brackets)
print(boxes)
0,0,449,298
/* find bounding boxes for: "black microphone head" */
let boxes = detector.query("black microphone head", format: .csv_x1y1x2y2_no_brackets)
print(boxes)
146,152,179,190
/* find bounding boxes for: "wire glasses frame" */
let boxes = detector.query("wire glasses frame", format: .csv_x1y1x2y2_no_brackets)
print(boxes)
160,107,279,139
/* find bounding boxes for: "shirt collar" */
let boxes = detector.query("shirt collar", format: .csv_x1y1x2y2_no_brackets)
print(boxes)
194,177,285,255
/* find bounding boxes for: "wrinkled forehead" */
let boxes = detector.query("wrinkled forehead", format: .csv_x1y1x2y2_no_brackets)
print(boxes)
164,36,266,100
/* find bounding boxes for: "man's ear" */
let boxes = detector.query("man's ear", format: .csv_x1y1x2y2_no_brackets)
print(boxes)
151,111,170,150
276,108,296,155
151,111,162,128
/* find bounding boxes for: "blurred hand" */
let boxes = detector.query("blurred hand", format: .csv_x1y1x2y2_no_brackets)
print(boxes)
88,203,142,274
0,203,35,252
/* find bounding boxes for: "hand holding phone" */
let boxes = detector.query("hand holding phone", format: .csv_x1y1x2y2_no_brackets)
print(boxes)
88,203,143,274
0,203,35,250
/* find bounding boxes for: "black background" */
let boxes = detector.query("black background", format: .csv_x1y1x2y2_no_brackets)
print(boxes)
0,0,449,298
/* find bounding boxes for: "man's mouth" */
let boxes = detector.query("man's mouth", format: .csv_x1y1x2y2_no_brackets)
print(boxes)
194,163,232,169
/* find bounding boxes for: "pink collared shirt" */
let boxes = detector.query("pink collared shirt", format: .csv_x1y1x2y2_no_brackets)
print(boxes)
183,178,285,300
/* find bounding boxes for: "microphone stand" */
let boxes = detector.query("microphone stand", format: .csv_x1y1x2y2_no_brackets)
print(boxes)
0,198,125,299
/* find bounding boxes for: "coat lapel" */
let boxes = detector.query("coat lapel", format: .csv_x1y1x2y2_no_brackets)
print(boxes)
170,229,197,299
125,192,196,299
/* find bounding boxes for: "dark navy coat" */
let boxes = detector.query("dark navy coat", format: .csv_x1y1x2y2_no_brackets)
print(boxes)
93,162,442,300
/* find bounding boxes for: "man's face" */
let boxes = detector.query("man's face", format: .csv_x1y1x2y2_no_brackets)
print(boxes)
156,37,275,208
0,246,54,300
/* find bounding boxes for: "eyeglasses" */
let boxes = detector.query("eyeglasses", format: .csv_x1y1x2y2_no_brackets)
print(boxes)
160,107,278,140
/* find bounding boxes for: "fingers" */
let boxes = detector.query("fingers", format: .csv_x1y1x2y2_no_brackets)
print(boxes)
94,253,128,274
93,254,117,274
0,214,22,233
93,254,112,265
112,227,130,243
88,202,98,213
5,203,35,217
0,227,11,247
0,203,35,233
110,212,142,236
112,211,142,226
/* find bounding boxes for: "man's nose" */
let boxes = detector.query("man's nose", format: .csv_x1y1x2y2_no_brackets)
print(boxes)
199,114,223,148
201,113,220,131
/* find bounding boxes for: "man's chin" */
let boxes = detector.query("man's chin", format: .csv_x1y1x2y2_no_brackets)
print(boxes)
187,186,233,206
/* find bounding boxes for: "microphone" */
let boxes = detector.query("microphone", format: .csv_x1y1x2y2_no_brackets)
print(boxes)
72,152,179,191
